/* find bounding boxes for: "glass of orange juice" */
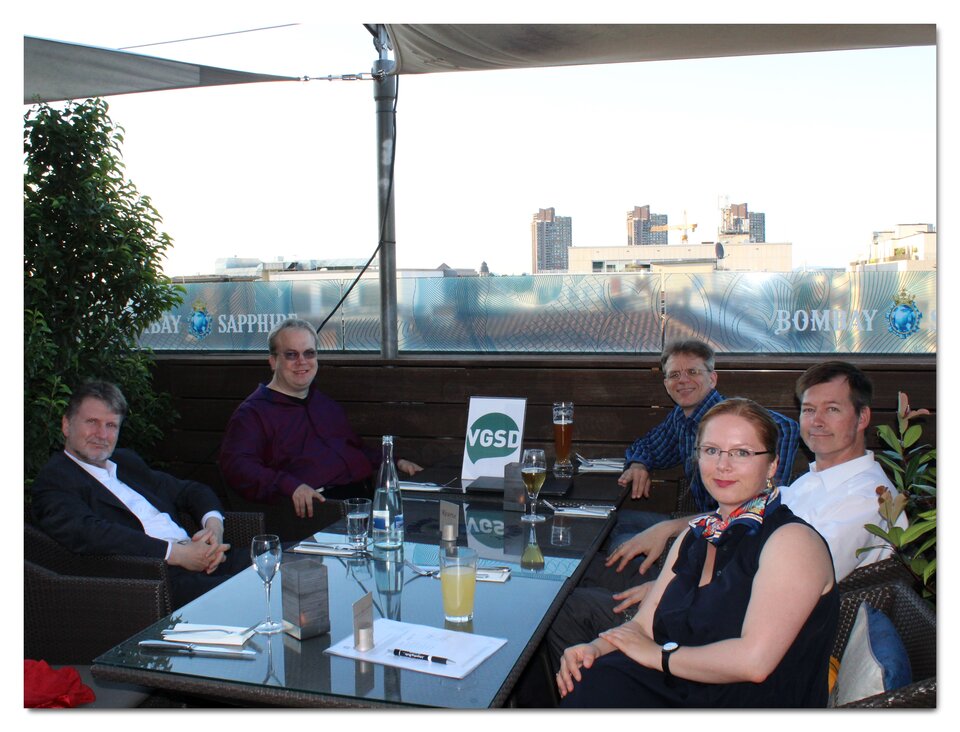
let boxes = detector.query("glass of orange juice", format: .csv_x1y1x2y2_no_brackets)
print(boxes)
440,547,478,623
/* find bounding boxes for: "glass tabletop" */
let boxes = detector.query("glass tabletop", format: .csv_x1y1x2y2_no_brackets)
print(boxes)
94,496,614,708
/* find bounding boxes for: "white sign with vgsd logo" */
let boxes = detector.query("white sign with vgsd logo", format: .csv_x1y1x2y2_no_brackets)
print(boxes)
461,397,526,481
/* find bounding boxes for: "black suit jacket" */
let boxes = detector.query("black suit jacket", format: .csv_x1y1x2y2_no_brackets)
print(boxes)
31,448,224,560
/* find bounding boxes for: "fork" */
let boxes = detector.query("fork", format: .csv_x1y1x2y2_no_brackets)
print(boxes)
404,559,439,577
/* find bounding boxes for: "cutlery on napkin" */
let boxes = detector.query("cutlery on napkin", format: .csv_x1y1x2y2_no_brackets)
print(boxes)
160,623,256,645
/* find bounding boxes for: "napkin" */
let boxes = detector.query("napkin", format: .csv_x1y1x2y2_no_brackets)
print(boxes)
292,543,363,557
24,660,96,708
577,457,625,473
422,567,511,583
161,623,255,645
551,506,615,519
399,481,448,492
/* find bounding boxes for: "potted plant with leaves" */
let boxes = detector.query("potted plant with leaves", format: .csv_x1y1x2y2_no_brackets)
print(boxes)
858,392,936,599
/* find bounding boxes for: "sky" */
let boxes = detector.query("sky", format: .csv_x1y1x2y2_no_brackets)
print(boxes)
12,1,941,278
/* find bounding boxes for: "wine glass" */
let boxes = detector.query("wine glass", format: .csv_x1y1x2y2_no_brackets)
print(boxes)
251,534,283,634
520,448,547,523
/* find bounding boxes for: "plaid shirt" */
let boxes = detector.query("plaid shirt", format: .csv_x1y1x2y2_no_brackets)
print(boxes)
624,388,800,512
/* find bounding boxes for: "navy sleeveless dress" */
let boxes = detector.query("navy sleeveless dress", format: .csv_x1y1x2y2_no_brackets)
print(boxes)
562,505,839,708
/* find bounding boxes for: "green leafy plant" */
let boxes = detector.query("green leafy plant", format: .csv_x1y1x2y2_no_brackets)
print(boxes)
24,99,183,490
859,392,936,598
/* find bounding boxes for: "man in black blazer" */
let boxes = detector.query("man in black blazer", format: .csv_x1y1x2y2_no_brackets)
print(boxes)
31,381,250,607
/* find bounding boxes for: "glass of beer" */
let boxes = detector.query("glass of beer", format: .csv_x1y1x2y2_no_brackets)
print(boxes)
552,401,574,476
520,448,547,523
440,546,478,623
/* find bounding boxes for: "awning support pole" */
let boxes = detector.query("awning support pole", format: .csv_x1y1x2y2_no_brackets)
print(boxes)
373,31,398,359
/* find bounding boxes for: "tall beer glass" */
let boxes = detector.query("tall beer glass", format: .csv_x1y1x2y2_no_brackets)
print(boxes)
552,401,574,477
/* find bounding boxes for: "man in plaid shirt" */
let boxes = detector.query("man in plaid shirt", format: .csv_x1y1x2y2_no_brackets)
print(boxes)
597,339,798,587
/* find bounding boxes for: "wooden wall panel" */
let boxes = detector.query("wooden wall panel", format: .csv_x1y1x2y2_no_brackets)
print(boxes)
151,354,935,499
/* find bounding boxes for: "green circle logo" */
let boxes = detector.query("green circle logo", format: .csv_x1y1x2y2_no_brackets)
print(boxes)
466,412,521,462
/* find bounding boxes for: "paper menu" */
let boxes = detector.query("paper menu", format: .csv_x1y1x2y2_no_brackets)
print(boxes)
325,619,507,679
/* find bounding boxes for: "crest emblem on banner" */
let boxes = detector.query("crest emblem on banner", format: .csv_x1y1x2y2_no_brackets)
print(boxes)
187,299,213,340
885,289,922,339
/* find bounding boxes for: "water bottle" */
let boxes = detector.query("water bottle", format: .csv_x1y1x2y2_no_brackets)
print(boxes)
372,435,404,549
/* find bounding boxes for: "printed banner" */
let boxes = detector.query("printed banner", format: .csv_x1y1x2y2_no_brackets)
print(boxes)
139,271,935,355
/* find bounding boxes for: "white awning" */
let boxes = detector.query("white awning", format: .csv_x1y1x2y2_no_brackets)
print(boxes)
386,24,936,75
24,36,299,104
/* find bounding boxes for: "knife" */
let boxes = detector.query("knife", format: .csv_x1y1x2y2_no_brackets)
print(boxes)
138,639,257,658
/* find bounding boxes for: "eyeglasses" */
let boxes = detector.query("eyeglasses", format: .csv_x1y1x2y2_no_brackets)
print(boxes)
276,349,318,362
696,446,771,462
664,368,710,382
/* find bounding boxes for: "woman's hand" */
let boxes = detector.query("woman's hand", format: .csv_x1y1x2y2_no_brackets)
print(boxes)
598,622,660,667
556,642,604,698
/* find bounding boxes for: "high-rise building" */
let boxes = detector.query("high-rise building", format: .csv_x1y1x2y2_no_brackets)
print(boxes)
748,212,766,243
531,208,573,272
626,205,668,246
720,202,765,243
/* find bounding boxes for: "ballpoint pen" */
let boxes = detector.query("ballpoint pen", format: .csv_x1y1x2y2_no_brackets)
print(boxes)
392,648,454,665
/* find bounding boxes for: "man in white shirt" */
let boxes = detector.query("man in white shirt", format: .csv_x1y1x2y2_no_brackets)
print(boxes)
781,360,908,578
31,381,250,607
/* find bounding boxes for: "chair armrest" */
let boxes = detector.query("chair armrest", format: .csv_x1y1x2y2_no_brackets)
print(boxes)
222,511,265,548
838,557,915,593
838,678,937,708
834,580,936,708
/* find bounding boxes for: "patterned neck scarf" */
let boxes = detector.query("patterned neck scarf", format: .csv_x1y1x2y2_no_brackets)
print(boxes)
688,485,780,545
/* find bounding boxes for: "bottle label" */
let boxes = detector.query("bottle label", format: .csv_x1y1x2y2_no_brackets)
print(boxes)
393,513,404,531
372,510,389,531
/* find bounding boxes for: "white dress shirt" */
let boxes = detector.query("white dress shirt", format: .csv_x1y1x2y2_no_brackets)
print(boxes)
781,451,908,581
64,451,222,559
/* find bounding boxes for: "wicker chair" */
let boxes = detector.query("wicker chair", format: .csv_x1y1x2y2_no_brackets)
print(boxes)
24,509,265,618
833,580,936,708
24,509,264,707
24,559,171,666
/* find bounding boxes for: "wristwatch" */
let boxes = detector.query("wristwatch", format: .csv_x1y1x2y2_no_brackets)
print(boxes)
661,641,680,686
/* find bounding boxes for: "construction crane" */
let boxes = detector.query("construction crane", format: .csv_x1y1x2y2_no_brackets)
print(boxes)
650,211,698,243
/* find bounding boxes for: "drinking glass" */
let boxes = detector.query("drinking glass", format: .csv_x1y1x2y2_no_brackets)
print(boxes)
251,534,283,634
552,402,574,476
551,515,572,547
520,448,547,523
345,498,372,548
440,546,478,623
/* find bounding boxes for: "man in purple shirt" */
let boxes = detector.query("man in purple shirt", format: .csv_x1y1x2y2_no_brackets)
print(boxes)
219,319,421,533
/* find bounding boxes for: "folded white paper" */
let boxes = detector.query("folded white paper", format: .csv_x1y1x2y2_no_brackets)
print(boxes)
325,618,507,678
161,623,255,646
399,481,448,492
577,458,625,473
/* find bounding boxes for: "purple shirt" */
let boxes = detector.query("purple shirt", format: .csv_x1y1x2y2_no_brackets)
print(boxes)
219,384,381,503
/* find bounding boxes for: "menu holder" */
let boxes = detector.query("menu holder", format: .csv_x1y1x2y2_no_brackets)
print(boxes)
353,593,374,651
439,500,459,541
